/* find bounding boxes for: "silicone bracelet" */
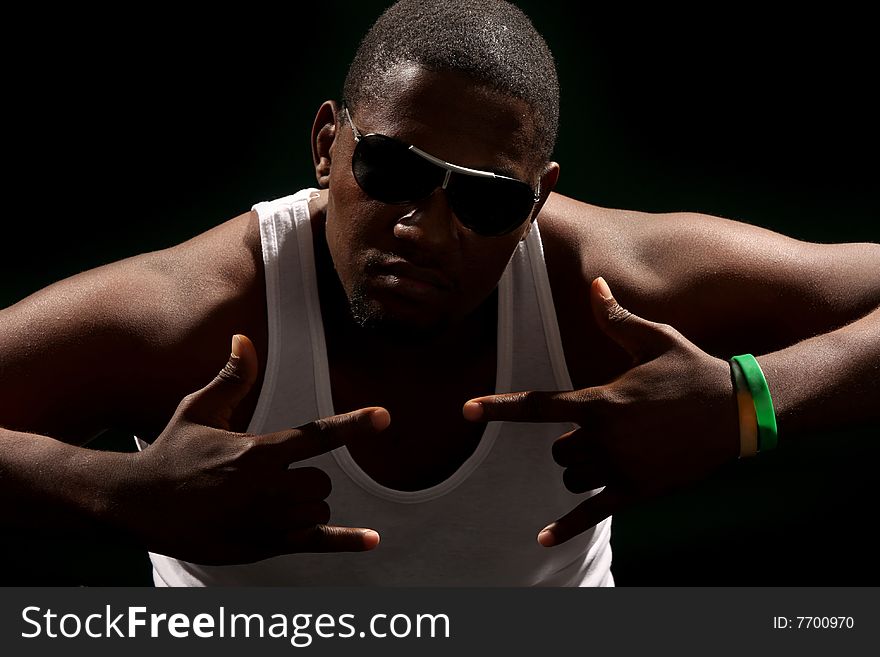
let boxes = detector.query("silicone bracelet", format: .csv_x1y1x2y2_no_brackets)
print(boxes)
730,354,778,451
729,359,759,458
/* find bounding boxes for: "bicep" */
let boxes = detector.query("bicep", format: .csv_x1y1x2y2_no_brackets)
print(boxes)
635,213,880,355
0,257,175,444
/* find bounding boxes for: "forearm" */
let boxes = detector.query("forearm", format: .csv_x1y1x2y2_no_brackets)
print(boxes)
757,304,880,440
0,427,136,538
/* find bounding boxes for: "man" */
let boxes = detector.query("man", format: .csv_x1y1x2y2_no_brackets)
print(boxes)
1,0,877,585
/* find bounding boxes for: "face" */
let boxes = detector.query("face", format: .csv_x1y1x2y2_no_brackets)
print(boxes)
316,64,558,338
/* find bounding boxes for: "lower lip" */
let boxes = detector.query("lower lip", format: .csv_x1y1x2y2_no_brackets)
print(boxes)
372,273,448,300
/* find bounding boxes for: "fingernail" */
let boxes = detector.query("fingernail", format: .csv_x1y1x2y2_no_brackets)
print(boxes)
596,277,613,300
363,530,380,549
370,408,391,431
538,525,556,547
462,401,484,421
231,334,243,357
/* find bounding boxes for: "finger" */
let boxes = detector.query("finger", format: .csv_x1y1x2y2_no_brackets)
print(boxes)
279,467,332,501
553,429,609,490
463,389,595,423
537,488,621,547
285,501,332,527
181,334,259,429
562,463,608,494
590,277,675,363
287,525,381,553
260,407,391,463
552,428,597,467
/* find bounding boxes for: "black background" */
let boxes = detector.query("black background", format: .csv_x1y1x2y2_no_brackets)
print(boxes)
2,2,877,585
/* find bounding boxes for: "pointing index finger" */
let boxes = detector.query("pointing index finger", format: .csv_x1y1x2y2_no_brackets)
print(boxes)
262,407,390,463
463,390,584,423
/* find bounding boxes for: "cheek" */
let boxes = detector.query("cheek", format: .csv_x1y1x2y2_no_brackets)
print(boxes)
324,190,387,294
458,236,523,301
324,194,358,290
326,164,362,250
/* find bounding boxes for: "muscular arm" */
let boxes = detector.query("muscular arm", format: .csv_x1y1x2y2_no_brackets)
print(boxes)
541,192,880,435
467,193,877,549
1,253,181,444
0,210,264,531
0,210,265,441
2,209,384,568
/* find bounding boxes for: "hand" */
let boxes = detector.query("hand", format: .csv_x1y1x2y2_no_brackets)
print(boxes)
118,334,390,565
463,277,739,547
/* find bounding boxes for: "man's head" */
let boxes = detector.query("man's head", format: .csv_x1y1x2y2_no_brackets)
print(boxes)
312,0,561,339
343,0,560,166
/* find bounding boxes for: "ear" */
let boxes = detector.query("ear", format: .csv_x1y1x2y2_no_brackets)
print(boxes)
311,100,340,189
521,161,560,240
532,161,560,218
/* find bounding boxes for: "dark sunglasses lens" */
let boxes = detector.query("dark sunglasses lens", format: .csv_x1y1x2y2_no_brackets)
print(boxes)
352,135,443,204
447,175,536,236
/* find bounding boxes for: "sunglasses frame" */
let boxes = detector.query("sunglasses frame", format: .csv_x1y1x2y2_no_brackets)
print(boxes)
342,106,540,235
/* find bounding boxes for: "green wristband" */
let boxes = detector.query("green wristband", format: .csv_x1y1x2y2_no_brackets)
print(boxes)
730,354,778,451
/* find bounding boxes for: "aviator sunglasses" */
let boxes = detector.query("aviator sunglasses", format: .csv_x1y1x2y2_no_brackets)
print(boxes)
343,106,541,237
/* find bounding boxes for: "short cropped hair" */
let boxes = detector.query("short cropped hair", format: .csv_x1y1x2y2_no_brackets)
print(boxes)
343,0,560,163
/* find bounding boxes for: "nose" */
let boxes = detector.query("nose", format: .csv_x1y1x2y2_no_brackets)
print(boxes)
392,188,460,254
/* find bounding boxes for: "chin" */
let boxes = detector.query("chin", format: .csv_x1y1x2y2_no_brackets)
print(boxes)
348,287,451,343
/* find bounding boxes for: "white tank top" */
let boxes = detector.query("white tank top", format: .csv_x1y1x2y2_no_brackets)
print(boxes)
148,188,613,586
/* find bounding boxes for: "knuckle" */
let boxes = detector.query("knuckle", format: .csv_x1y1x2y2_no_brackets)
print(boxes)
653,322,679,344
301,416,335,442
236,434,258,454
178,392,199,410
594,385,622,411
307,524,333,550
309,417,331,435
216,356,244,384
305,524,361,553
319,410,365,433
519,390,548,418
606,302,633,325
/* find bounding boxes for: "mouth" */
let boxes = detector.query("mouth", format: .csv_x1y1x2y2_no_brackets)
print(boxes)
379,258,453,288
367,257,455,301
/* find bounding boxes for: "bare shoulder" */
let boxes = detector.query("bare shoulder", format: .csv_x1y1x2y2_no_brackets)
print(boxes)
148,210,266,346
538,193,649,303
538,192,880,384
0,211,266,442
541,192,879,317
538,192,686,335
538,193,660,385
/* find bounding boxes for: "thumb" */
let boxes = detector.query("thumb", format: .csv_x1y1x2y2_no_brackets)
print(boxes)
590,277,672,363
182,334,259,429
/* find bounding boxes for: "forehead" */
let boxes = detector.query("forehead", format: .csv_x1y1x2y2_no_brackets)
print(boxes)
352,63,541,179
